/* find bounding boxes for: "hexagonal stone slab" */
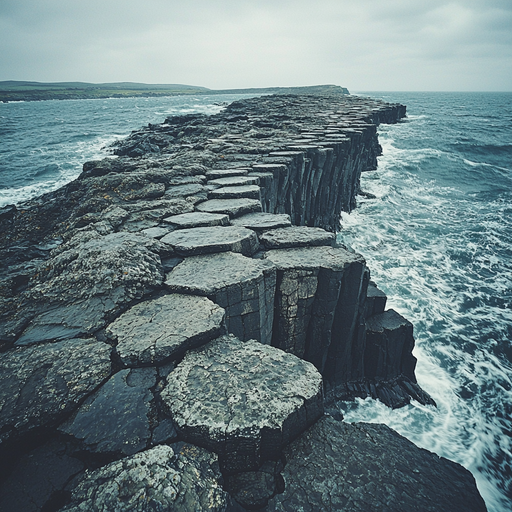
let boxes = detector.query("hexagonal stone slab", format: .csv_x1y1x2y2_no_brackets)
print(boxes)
209,185,261,200
161,335,323,473
230,212,292,231
206,168,249,179
60,444,230,512
207,176,259,187
196,198,262,218
163,211,230,228
160,226,259,256
0,338,111,444
259,226,334,249
107,294,225,366
165,252,275,345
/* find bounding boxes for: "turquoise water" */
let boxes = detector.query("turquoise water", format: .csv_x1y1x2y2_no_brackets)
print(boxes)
1,92,511,511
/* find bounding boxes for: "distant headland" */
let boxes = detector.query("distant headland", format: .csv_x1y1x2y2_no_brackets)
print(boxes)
0,81,349,102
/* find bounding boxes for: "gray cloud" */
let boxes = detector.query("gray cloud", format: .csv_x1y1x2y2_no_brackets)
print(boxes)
1,0,510,91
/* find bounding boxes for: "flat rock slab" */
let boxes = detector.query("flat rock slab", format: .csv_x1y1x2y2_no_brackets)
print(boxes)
161,335,323,473
267,417,487,512
165,252,276,344
60,367,156,456
196,198,262,218
160,226,259,257
163,211,230,228
206,168,249,179
230,212,292,231
207,176,260,187
259,226,335,249
209,185,261,200
61,443,230,512
107,294,225,366
0,338,111,444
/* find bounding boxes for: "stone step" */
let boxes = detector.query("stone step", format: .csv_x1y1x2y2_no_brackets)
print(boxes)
259,226,335,249
163,211,230,229
230,212,292,231
165,252,276,345
208,185,261,200
205,168,250,180
160,225,259,257
196,198,262,218
161,334,323,473
207,175,260,187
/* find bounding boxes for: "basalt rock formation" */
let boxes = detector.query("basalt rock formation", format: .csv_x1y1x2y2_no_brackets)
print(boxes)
0,93,486,511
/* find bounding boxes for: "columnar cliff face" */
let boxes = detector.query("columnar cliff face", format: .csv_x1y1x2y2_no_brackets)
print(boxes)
0,94,486,511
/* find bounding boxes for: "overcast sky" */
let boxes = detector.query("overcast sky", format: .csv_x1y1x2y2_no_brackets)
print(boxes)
1,0,511,91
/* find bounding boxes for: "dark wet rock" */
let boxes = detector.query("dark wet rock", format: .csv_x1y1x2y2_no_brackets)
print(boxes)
259,226,335,249
264,246,367,378
0,338,111,444
0,438,84,512
160,226,259,257
230,212,292,231
161,335,323,473
209,185,261,200
365,309,417,382
165,252,275,344
107,294,225,367
196,198,262,218
365,280,387,318
59,368,157,456
163,211,230,228
267,416,487,512
60,443,231,512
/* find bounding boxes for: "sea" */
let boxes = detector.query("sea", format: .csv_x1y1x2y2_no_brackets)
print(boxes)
1,91,511,511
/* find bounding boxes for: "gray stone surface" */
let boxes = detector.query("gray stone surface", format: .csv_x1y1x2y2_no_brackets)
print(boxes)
264,246,367,378
60,443,230,512
0,338,111,444
60,368,156,456
365,281,387,317
267,417,487,512
259,226,335,249
209,185,261,200
207,176,259,187
107,294,225,366
206,168,249,179
196,198,262,218
230,212,292,231
165,252,275,344
161,335,323,473
141,226,170,239
160,226,259,257
16,231,165,345
163,211,230,228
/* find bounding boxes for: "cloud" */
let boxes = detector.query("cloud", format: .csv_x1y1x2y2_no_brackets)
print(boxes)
1,0,511,91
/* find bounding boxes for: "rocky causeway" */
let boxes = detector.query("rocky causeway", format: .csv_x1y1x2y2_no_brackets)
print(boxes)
0,92,487,511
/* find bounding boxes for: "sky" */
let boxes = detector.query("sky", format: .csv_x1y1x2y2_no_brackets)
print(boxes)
1,0,511,92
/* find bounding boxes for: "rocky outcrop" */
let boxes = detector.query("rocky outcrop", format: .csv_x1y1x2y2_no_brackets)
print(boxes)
0,93,485,511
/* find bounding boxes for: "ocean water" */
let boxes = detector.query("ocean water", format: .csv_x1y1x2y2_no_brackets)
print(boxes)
340,92,512,512
1,92,511,511
0,93,255,207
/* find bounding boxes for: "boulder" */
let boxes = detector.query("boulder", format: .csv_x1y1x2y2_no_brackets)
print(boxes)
161,335,323,473
107,294,225,367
